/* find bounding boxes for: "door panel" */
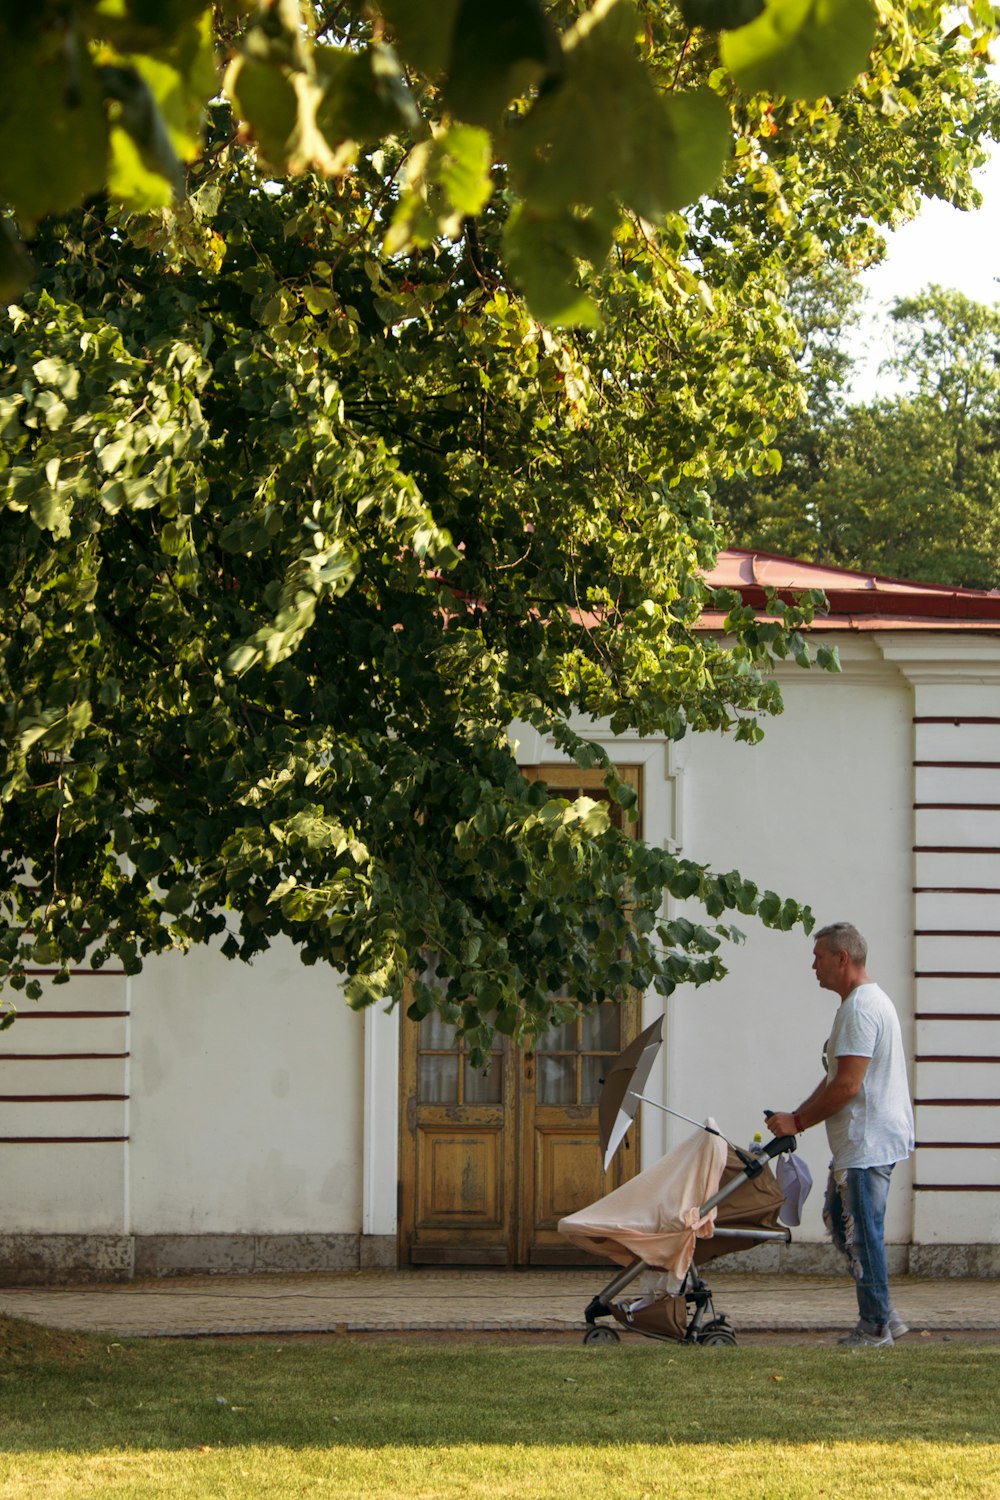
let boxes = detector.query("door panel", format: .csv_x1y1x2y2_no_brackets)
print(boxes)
398,763,645,1266
521,993,639,1263
416,1126,503,1221
401,1012,514,1264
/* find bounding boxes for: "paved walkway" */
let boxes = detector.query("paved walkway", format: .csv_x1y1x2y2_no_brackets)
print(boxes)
2,1269,999,1340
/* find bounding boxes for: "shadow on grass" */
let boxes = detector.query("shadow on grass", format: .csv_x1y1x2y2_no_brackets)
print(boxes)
2,1320,998,1455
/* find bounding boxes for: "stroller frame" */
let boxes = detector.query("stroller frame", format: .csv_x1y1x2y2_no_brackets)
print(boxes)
581,1130,797,1347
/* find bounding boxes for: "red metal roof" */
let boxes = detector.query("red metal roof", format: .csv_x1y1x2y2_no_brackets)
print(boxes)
701,550,1000,632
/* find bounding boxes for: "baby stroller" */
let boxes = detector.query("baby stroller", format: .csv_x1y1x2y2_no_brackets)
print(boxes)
559,1120,799,1346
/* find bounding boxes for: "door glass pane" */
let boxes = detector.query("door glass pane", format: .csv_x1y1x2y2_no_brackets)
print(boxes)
580,1053,609,1106
420,1012,457,1051
464,1056,503,1105
538,1053,576,1105
418,1054,459,1103
581,1004,620,1053
536,1018,577,1053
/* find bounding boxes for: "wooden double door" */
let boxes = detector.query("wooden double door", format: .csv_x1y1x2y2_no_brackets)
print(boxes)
398,766,642,1266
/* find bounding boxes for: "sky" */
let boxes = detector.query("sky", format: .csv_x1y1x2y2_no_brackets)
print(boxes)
845,145,1000,400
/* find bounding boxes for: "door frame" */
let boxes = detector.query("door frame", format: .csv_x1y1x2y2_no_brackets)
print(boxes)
397,763,645,1266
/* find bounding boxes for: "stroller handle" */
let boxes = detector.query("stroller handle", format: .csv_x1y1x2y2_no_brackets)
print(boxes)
757,1110,797,1163
760,1132,797,1160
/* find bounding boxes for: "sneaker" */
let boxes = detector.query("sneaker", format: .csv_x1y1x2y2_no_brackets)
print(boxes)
838,1325,894,1348
888,1311,909,1339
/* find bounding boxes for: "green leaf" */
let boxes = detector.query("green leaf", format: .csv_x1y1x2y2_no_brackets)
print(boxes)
225,55,298,168
0,36,108,223
106,130,170,212
503,203,613,327
758,892,782,923
509,2,726,224
29,488,72,539
630,91,731,223
99,64,185,201
315,46,410,144
436,124,493,217
32,357,80,398
721,0,877,101
681,0,765,27
508,1,634,215
109,0,213,46
33,389,70,431
0,221,35,302
442,0,562,128
383,126,492,254
576,798,611,836
161,882,195,915
377,0,464,75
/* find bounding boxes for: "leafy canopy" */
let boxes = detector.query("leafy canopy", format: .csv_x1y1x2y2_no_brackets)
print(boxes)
3,0,988,320
1,2,999,1052
0,131,834,1050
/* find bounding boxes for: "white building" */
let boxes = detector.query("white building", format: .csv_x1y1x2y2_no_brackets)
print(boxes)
2,550,998,1281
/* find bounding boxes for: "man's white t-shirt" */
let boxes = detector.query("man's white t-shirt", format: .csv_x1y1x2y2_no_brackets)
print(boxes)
825,982,915,1169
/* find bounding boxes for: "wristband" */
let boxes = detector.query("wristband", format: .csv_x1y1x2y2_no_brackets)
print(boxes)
793,1112,804,1133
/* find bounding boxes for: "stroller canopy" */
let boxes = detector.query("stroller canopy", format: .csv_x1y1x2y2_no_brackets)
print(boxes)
559,1124,788,1280
558,1125,729,1278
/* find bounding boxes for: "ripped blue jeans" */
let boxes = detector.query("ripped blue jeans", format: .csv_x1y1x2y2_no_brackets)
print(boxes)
823,1164,894,1333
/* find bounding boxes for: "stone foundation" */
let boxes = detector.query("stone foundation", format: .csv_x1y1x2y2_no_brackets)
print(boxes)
0,1233,362,1284
0,1234,996,1285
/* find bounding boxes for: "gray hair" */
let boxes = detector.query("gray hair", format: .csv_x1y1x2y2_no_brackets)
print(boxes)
814,922,868,966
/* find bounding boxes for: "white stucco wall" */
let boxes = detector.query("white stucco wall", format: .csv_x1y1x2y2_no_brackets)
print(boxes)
659,642,915,1244
128,941,364,1235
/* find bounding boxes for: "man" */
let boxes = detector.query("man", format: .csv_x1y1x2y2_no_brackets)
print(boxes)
767,922,915,1348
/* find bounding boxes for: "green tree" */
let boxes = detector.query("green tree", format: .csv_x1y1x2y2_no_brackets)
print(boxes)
0,137,829,1051
1,4,999,1050
712,262,864,559
719,286,1000,587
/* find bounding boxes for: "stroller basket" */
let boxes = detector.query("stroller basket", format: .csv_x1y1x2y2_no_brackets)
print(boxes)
560,1127,798,1347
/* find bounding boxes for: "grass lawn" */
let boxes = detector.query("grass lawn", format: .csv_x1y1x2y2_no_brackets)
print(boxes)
1,1317,998,1498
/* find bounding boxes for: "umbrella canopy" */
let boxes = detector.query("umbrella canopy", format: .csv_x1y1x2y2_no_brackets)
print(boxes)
598,1014,664,1171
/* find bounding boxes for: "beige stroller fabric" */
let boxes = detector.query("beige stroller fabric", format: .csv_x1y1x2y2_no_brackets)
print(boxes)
558,1124,729,1278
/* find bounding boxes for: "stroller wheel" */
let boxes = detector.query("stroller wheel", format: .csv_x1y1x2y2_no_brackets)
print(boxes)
699,1325,737,1347
583,1325,621,1346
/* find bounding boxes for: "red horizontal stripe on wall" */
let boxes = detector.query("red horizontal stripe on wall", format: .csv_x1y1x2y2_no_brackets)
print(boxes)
914,716,1000,724
0,1136,127,1144
915,804,1000,811
914,888,1000,895
0,1053,130,1061
915,1142,1000,1149
915,930,1000,937
913,1184,1000,1191
0,1093,128,1103
914,1098,1000,1106
915,761,1000,769
2,1011,130,1019
915,1056,1000,1063
914,848,1000,855
915,973,1000,979
916,1014,1000,1021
